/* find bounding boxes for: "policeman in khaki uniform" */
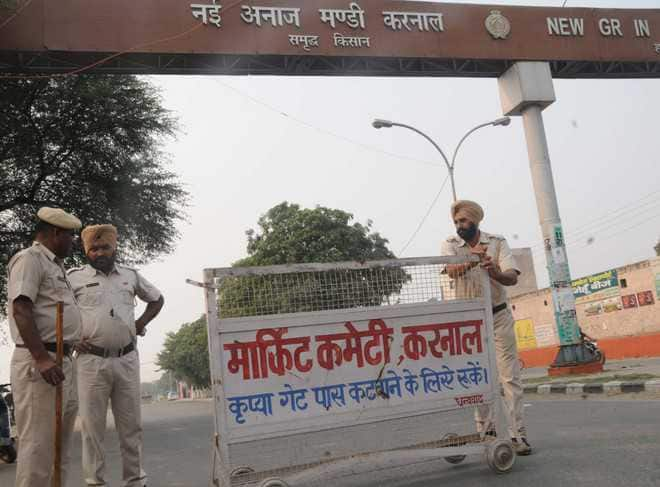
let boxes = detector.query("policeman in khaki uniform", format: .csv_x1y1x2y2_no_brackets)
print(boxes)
440,200,532,456
8,207,83,487
68,225,164,487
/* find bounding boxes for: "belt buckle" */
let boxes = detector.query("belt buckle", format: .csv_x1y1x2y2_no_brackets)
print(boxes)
103,347,120,359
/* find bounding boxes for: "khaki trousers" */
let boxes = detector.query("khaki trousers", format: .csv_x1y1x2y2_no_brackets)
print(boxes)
10,347,78,487
78,351,145,487
475,308,526,439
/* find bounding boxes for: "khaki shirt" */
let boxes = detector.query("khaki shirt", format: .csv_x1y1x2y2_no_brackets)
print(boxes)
67,264,161,350
440,230,520,307
7,242,82,344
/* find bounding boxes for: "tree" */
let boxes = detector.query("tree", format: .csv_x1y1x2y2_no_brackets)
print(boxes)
0,75,188,318
157,203,406,384
219,202,409,317
142,372,177,399
156,315,210,388
655,239,660,257
238,202,399,266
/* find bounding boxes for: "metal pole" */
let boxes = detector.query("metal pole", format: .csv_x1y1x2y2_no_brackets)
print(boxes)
54,301,64,487
387,121,502,203
498,62,602,369
520,105,594,365
451,122,493,171
448,166,457,202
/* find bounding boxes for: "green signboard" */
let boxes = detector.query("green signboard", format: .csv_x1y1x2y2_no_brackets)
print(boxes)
571,269,619,305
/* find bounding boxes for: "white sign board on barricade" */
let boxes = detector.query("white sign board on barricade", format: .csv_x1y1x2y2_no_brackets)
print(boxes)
221,312,492,437
196,256,513,486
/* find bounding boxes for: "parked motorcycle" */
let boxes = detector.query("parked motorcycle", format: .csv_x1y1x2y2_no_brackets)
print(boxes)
581,332,606,365
0,383,17,464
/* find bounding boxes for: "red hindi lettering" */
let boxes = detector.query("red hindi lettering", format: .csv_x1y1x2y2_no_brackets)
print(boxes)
438,323,462,356
460,321,483,355
403,321,485,362
342,322,366,368
316,335,344,370
224,328,313,380
401,326,428,360
454,394,484,407
362,319,393,366
316,320,394,370
224,341,263,380
257,329,291,376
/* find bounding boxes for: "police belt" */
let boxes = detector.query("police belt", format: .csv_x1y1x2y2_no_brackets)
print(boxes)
82,342,135,358
16,342,73,356
492,302,508,314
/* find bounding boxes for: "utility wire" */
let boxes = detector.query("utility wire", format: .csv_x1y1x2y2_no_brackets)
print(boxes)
208,78,452,256
527,190,660,251
399,174,451,256
211,78,440,168
531,205,660,262
575,211,660,250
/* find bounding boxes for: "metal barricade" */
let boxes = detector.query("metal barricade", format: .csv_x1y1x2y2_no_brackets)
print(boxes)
192,256,515,487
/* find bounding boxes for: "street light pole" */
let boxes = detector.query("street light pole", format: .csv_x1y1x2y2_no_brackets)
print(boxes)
498,62,602,373
372,117,511,202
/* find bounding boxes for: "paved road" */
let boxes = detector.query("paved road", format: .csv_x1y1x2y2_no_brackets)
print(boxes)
0,400,213,487
1,397,660,486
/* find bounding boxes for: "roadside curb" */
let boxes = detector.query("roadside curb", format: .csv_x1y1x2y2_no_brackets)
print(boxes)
524,380,660,395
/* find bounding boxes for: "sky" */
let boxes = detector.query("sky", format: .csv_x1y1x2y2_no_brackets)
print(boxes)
2,0,660,383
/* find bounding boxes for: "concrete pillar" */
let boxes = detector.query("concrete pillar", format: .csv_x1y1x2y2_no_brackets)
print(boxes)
498,62,599,367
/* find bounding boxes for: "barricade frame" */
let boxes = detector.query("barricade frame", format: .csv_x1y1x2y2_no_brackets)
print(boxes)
195,256,515,487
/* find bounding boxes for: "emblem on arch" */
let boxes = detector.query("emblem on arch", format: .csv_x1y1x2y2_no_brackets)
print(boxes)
485,10,511,40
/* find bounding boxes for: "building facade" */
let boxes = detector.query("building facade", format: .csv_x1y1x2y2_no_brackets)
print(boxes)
510,257,660,365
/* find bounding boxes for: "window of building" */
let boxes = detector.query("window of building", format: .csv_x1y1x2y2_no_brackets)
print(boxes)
543,300,548,306
620,278,627,288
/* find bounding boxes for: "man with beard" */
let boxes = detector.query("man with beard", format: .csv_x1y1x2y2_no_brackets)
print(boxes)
440,200,531,456
68,224,164,487
8,207,82,486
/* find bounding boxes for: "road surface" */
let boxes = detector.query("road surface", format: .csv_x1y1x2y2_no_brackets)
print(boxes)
1,397,659,486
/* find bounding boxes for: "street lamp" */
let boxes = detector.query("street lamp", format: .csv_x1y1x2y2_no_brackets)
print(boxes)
372,116,511,201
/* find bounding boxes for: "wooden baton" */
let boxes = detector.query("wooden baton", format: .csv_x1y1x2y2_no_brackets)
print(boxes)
53,301,64,487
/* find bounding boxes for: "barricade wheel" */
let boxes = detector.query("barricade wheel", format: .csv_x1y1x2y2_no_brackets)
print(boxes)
485,439,515,474
260,478,290,487
442,433,467,464
230,466,254,477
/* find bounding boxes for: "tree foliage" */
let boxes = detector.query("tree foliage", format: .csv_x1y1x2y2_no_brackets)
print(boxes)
0,75,188,316
237,202,397,266
655,239,660,257
157,203,406,385
219,202,409,317
156,315,210,388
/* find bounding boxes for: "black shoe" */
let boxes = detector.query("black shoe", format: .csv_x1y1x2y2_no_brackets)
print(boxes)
511,437,532,456
0,443,17,464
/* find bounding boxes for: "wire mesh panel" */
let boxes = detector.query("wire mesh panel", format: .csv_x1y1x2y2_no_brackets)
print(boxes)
215,258,484,319
202,256,504,486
